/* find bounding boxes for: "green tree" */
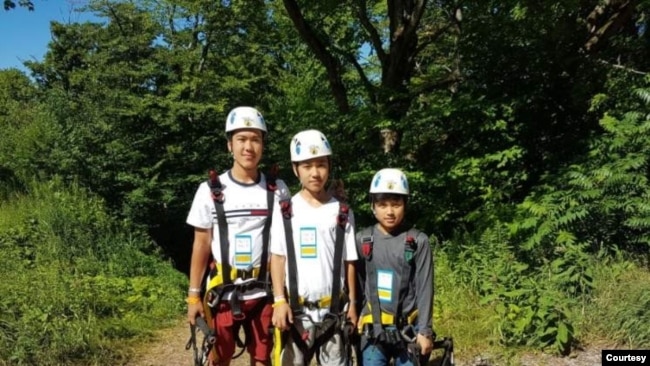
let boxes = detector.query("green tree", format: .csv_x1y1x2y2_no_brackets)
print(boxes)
280,0,461,156
25,0,291,269
3,0,32,11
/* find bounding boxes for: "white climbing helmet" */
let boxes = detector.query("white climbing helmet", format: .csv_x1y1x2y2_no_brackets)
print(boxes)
369,168,409,195
290,129,333,162
225,106,267,134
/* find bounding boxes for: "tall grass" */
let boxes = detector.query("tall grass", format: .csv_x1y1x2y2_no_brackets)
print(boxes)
433,239,650,364
577,254,650,348
0,178,186,365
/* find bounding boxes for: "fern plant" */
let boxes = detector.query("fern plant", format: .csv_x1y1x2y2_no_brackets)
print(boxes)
511,85,650,259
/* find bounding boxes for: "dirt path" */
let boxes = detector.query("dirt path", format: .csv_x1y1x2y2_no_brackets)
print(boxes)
128,318,607,366
127,317,196,366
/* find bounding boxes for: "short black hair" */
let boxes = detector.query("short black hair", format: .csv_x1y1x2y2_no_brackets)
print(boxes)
226,130,266,141
370,193,408,205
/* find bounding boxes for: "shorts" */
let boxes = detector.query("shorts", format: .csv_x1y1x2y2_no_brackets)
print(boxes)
212,298,273,362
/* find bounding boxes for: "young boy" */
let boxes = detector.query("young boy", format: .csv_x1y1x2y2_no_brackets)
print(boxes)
186,106,290,366
269,129,358,366
356,168,435,366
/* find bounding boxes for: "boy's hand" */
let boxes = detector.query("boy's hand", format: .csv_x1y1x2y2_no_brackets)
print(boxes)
187,302,204,325
346,306,358,331
416,333,434,355
272,303,293,331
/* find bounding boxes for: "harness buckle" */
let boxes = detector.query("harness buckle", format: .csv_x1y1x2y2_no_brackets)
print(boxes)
237,269,254,280
280,200,292,219
302,300,320,310
206,288,221,308
361,236,373,259
266,164,279,191
400,324,417,343
337,204,349,227
208,170,225,203
404,235,416,263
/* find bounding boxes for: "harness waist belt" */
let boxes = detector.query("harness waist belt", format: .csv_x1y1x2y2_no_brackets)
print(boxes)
299,296,331,310
358,309,419,331
297,293,347,310
207,264,263,291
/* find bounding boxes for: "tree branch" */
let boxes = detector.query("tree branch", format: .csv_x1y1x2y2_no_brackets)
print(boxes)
352,0,386,64
107,3,126,38
583,0,635,53
595,58,647,75
385,0,427,90
337,46,377,105
282,0,350,112
416,23,451,54
410,71,463,96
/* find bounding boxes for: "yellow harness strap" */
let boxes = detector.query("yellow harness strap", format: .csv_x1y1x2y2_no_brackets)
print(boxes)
206,264,262,291
298,295,332,308
273,327,283,365
357,307,419,332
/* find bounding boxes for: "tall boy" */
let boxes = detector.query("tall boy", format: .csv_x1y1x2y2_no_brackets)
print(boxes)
186,106,290,366
270,129,358,366
356,168,435,366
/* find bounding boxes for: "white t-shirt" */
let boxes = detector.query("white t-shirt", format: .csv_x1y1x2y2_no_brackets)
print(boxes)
270,193,358,303
186,170,290,269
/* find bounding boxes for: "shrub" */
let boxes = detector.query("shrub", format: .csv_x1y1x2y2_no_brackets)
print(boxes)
0,178,186,365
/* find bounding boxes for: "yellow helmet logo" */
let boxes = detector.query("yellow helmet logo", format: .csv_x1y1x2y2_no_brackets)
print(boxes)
243,117,253,127
387,181,395,190
309,145,320,155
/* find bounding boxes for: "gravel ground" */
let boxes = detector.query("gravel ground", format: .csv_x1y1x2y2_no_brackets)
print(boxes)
127,318,610,366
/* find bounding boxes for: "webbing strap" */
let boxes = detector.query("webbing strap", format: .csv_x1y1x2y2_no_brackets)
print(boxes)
279,199,300,311
396,230,417,326
185,316,215,366
281,200,348,312
289,314,343,364
363,228,418,337
329,203,348,313
366,226,384,338
281,202,349,364
208,170,232,286
259,165,278,283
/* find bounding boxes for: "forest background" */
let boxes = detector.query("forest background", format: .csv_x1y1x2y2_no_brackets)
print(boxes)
1,0,649,365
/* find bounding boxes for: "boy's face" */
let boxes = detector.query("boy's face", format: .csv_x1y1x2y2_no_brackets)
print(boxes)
373,197,406,233
293,156,330,193
228,129,264,171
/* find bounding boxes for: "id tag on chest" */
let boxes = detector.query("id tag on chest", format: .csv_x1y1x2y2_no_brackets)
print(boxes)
377,269,394,303
300,227,317,258
234,234,252,267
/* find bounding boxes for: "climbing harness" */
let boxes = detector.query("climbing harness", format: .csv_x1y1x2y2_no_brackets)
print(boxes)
195,165,279,363
356,228,456,366
358,228,419,334
278,198,354,365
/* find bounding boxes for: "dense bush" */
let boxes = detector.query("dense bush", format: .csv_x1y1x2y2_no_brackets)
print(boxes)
0,179,186,365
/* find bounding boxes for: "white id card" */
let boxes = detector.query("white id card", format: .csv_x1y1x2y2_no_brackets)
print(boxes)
300,227,317,258
234,234,252,267
377,269,394,303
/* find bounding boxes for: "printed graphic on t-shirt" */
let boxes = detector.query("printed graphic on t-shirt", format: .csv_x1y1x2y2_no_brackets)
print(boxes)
300,227,317,258
377,269,394,303
234,234,253,268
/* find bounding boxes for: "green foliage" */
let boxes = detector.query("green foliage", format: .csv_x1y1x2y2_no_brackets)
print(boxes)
0,179,185,365
3,1,650,360
3,0,32,11
510,84,650,258
448,225,583,354
438,234,650,362
581,256,650,348
433,247,502,358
